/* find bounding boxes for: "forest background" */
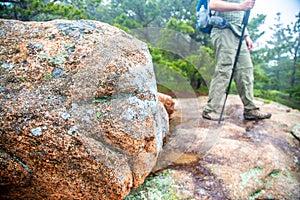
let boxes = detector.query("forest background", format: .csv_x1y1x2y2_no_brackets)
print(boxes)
0,0,299,110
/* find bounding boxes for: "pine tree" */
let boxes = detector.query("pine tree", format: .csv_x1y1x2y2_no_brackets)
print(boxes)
0,0,86,21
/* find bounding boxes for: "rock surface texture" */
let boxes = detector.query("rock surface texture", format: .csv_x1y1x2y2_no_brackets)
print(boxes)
0,19,168,199
152,96,300,199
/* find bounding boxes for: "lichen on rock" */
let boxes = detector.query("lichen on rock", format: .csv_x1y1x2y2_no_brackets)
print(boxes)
0,19,169,199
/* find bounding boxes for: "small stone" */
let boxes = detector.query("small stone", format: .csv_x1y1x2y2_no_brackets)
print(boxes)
30,127,42,136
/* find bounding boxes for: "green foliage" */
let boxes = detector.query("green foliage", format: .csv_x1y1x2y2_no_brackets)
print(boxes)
248,11,300,110
150,46,209,94
287,83,300,101
0,0,87,21
188,46,215,87
107,0,160,28
248,14,266,42
257,12,300,109
150,47,188,82
114,13,143,29
166,17,194,34
254,89,300,109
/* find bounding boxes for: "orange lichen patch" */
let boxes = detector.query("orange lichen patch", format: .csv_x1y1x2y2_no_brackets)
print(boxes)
158,92,175,116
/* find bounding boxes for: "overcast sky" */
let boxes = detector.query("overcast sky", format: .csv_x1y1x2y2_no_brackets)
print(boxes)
253,0,299,24
250,0,299,46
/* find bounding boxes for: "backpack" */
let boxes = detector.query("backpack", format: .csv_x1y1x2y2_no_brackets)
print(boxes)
196,0,212,34
196,0,227,34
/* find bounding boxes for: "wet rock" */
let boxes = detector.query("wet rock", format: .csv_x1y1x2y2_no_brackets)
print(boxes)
0,19,169,199
152,96,300,200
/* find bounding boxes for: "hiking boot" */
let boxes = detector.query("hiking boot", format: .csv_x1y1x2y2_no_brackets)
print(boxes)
202,111,224,121
244,108,271,120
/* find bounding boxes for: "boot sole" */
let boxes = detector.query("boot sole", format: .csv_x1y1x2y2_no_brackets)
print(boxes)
244,115,271,120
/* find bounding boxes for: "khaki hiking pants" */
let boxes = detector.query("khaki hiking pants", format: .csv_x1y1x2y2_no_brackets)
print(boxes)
204,28,257,113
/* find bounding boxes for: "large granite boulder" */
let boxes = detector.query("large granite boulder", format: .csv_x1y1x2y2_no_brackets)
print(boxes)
0,19,169,199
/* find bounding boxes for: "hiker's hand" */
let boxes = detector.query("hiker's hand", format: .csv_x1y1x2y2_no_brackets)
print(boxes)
240,0,255,11
245,36,254,50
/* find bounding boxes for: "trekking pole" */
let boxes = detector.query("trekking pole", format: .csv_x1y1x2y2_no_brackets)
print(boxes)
218,9,251,124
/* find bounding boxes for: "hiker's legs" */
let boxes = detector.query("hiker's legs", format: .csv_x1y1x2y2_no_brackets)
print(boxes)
204,29,238,113
234,39,271,120
234,41,257,110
